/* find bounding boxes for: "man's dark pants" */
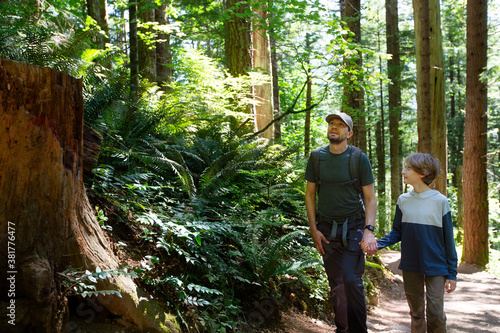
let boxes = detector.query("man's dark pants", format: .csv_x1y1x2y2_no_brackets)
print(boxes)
317,218,367,333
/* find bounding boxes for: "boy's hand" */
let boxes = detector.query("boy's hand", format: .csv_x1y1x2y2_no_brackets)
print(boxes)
445,279,457,293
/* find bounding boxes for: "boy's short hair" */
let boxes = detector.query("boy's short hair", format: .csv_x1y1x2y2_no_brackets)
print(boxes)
404,153,441,185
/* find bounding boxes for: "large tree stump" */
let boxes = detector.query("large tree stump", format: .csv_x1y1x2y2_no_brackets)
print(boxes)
0,58,178,332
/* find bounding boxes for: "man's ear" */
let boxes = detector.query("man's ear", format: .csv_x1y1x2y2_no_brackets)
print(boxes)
347,130,354,138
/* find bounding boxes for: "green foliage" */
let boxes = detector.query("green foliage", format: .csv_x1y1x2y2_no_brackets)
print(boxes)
59,266,137,298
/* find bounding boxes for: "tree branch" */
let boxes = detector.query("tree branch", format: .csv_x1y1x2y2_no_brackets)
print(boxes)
246,78,325,140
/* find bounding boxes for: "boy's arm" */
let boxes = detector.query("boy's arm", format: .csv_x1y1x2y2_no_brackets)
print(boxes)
443,210,458,281
377,205,403,249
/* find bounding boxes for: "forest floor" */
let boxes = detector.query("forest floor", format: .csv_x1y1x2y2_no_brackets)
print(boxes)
265,250,500,333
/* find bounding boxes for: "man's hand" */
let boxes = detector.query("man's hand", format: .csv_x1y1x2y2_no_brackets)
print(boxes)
311,227,329,256
445,279,457,293
360,230,377,256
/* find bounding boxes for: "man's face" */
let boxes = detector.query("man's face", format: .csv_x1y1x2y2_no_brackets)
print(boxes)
327,119,352,143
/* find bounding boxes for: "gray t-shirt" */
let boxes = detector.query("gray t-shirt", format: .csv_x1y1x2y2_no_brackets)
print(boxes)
305,145,374,218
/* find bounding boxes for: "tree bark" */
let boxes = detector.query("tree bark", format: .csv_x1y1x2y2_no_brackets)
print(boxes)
252,7,274,139
0,58,178,332
463,0,488,267
87,0,103,48
138,1,156,83
413,0,431,154
341,0,366,151
225,0,253,78
386,0,401,204
429,0,447,195
376,22,386,232
99,0,110,45
225,0,254,121
129,0,139,97
270,26,282,142
155,3,173,91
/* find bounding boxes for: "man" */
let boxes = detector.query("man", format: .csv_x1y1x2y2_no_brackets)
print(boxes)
305,112,378,332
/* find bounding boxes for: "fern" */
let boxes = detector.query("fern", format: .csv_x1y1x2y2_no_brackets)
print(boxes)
58,266,138,298
234,224,320,284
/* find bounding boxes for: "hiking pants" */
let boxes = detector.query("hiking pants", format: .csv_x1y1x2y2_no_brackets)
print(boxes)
403,271,447,333
317,218,367,333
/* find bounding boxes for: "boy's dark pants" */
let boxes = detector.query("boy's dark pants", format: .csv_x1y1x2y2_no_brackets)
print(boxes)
317,218,367,333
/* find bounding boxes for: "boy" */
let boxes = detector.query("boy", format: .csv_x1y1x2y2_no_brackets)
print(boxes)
363,153,457,332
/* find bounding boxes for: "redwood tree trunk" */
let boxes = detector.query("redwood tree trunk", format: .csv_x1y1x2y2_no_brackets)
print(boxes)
463,0,488,266
386,0,401,204
0,59,178,332
252,7,274,139
429,0,447,195
341,0,366,151
414,0,432,154
138,2,156,82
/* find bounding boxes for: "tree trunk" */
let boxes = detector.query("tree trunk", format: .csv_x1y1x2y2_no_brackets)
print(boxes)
129,0,139,97
386,0,401,204
87,0,103,48
305,76,312,157
155,3,173,91
270,27,282,142
98,0,110,45
0,58,178,332
413,0,431,154
225,0,253,78
376,23,386,231
341,0,366,151
429,0,447,195
463,0,488,267
252,7,274,139
225,0,254,120
138,2,156,83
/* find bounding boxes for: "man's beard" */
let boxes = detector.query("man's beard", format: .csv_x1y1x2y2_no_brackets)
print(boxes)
328,134,345,144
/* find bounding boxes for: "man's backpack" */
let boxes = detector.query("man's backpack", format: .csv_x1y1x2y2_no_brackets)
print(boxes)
311,145,365,207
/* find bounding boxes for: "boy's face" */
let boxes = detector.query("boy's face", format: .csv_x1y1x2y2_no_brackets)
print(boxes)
402,165,425,186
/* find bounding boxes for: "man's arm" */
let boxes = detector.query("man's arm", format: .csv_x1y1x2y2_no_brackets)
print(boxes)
361,183,377,255
305,181,328,255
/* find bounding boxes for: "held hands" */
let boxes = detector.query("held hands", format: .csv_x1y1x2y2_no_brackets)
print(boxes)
360,231,378,256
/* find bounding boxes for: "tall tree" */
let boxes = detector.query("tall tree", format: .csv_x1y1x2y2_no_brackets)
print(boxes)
304,33,313,156
413,0,431,154
137,1,156,82
413,0,447,195
155,3,173,91
463,0,488,266
129,0,139,97
252,7,274,139
99,0,110,45
225,0,254,122
87,0,103,47
225,0,252,77
386,0,401,205
429,0,447,194
341,0,366,151
270,27,282,142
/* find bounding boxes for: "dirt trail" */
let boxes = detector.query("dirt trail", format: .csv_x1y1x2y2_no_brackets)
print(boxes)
275,250,500,333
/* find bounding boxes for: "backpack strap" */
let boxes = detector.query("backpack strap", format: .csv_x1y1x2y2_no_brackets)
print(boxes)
348,145,365,210
311,147,323,193
349,145,362,193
